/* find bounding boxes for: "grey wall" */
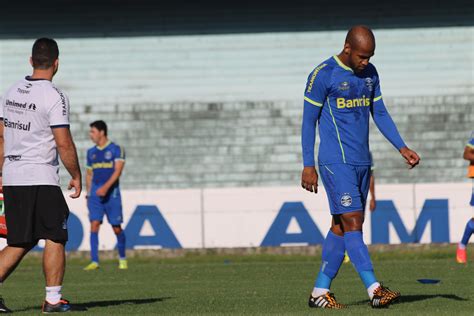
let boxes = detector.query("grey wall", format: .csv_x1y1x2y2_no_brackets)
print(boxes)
0,27,472,189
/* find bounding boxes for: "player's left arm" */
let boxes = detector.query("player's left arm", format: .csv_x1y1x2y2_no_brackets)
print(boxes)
96,146,125,196
370,71,420,169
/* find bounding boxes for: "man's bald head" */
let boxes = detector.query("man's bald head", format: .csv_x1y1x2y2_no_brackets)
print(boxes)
338,25,376,73
345,25,375,51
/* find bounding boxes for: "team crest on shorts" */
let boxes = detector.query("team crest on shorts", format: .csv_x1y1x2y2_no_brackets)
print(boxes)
341,194,352,207
105,151,113,160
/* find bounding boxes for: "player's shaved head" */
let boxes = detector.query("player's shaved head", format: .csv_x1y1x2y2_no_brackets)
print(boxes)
345,25,375,52
338,25,376,73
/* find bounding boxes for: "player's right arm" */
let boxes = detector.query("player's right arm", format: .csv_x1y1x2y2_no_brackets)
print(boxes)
49,90,82,198
53,127,82,198
301,64,329,193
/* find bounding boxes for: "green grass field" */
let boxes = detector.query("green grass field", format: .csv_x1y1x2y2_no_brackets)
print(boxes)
2,245,474,315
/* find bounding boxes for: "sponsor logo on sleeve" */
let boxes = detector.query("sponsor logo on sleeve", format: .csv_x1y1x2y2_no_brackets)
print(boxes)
306,63,328,94
53,87,68,116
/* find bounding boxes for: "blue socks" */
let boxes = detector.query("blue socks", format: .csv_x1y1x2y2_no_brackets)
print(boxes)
314,231,345,291
90,232,99,263
344,231,377,288
117,232,126,259
461,218,474,246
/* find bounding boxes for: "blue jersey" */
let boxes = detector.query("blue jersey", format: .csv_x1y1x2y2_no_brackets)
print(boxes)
301,55,406,167
86,141,125,195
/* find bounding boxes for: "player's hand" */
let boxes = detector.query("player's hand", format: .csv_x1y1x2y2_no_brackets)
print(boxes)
0,175,3,194
399,147,420,169
369,198,376,212
96,186,108,197
68,177,82,199
301,166,318,193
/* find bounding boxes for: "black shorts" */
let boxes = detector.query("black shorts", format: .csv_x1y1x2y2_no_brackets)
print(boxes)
3,185,69,245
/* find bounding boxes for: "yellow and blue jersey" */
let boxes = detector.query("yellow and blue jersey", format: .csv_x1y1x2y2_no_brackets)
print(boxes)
302,55,406,167
86,141,125,195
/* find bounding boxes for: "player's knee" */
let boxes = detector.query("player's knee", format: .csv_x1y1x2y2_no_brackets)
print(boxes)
90,221,101,232
340,211,364,231
112,225,122,234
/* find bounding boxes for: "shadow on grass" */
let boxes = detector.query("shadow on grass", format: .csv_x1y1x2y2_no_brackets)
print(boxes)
16,297,172,312
351,294,468,306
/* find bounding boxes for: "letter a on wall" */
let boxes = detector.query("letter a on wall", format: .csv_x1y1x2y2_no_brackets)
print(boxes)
261,202,324,246
124,205,182,249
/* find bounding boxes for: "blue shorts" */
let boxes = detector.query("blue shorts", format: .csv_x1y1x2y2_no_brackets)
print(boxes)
319,164,371,215
87,187,123,225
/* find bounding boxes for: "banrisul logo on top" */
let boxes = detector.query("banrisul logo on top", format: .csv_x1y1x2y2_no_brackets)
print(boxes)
3,118,31,131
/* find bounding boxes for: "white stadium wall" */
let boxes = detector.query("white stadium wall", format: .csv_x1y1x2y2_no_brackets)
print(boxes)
0,27,473,188
0,26,472,250
1,183,470,251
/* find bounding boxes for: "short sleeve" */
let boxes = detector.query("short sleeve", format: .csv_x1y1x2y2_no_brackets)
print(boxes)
49,88,70,128
304,64,329,108
114,145,125,161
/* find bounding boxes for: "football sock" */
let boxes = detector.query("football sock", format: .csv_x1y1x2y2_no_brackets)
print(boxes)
313,231,345,294
116,232,126,260
90,232,99,263
367,282,381,300
344,231,378,293
45,286,62,304
460,218,474,246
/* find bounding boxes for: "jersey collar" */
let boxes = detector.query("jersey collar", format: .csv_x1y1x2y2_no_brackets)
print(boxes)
333,55,354,73
25,76,49,81
96,141,111,150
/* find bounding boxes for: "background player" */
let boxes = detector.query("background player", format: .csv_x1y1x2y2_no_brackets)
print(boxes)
0,38,81,313
301,26,420,309
84,120,127,270
456,131,474,263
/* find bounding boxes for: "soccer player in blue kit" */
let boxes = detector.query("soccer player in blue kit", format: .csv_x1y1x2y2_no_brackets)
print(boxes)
301,26,420,309
456,132,474,264
84,120,128,270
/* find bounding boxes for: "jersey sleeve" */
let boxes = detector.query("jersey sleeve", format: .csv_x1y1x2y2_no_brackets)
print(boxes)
48,88,70,128
304,63,329,107
301,65,329,167
114,145,126,162
370,69,406,151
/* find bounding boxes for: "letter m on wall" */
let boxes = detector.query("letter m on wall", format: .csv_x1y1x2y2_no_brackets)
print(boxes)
371,199,449,244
